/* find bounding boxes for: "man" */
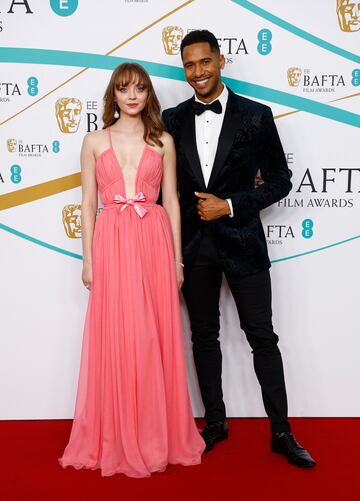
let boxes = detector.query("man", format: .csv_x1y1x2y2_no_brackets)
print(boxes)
163,30,316,468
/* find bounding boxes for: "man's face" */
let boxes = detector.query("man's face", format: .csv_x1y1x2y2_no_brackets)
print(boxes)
182,42,225,102
57,100,82,133
337,1,360,32
164,28,183,54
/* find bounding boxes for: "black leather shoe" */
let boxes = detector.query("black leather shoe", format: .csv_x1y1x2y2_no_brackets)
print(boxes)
201,421,229,452
271,432,316,467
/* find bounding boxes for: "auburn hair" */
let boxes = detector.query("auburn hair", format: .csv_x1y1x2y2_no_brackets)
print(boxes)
103,62,164,147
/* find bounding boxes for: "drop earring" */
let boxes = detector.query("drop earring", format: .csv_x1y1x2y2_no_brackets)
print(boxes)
114,103,120,119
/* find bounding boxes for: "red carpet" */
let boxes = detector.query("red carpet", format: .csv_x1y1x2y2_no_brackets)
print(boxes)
1,418,359,501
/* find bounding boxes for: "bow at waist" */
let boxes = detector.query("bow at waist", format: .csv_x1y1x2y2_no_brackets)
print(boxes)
104,192,154,218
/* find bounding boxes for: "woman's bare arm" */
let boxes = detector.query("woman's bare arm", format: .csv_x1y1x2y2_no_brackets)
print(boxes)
80,134,98,288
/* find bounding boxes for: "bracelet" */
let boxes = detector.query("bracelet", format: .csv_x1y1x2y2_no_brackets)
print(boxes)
175,261,184,268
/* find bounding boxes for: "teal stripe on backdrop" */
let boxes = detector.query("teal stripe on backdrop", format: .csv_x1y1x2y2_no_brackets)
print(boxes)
0,222,359,264
271,235,360,263
0,47,359,128
231,0,360,64
0,223,82,260
222,76,360,127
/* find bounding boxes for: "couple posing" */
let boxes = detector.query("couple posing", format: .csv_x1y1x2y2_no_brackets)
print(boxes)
60,30,316,477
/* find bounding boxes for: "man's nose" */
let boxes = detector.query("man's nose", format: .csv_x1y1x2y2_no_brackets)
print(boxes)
194,64,204,77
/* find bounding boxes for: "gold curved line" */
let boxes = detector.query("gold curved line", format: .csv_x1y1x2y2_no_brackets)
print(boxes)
0,173,81,211
274,109,300,119
0,0,194,127
329,91,360,103
274,91,360,120
0,69,88,127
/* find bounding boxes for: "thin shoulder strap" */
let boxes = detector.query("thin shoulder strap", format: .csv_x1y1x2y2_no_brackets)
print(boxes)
107,127,113,150
145,128,150,143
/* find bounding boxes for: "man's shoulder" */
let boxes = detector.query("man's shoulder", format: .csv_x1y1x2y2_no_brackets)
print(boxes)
229,89,271,116
163,97,192,125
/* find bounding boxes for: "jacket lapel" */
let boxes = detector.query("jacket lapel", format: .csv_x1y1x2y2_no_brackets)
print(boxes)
179,99,206,191
207,89,241,191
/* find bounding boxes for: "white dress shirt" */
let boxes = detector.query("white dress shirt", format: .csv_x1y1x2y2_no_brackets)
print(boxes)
194,85,234,217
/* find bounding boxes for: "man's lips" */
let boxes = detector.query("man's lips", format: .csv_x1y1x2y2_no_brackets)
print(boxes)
192,77,211,89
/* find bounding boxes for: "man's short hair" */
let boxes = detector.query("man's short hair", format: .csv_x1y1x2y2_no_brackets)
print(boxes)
180,29,220,58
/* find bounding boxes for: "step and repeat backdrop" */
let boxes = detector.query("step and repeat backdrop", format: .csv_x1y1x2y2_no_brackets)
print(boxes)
0,0,359,419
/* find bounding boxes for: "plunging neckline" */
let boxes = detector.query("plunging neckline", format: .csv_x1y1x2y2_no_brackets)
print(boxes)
108,128,148,199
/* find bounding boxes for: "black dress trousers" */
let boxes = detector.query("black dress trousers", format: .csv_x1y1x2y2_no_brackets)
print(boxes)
182,226,290,434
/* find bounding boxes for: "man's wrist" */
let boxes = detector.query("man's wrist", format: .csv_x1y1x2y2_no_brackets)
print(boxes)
225,198,234,218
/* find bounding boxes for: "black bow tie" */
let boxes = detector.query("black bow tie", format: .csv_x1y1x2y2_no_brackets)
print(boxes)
192,99,222,116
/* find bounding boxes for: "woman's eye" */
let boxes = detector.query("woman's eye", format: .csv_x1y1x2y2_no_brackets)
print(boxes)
119,87,127,93
137,86,145,92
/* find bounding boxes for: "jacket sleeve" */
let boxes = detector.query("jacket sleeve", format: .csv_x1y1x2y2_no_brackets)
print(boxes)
229,106,292,223
162,109,172,134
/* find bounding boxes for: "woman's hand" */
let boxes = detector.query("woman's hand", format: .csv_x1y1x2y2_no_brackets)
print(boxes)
176,262,184,289
82,262,93,291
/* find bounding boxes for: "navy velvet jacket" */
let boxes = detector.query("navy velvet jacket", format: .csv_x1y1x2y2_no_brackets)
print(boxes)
163,87,292,276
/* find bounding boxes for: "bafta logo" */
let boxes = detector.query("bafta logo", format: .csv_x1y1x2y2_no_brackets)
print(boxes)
162,26,184,55
337,0,360,32
55,98,82,133
7,138,17,152
62,204,82,238
287,67,302,87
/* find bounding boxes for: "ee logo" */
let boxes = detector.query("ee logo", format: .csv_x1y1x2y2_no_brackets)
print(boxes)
301,219,314,239
52,140,60,153
50,0,78,16
351,69,360,87
10,164,22,184
257,29,272,55
27,77,38,96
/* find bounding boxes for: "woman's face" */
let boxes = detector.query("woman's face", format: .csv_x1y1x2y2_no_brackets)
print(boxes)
114,77,148,117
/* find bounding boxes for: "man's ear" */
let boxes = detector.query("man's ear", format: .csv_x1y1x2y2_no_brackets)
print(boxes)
219,54,225,70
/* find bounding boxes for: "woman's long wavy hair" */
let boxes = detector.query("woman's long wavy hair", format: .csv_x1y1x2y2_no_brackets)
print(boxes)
103,62,164,147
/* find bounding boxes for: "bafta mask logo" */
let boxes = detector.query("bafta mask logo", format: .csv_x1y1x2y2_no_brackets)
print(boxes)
337,0,360,32
55,98,82,133
287,67,302,87
62,204,82,238
162,26,184,55
7,139,17,152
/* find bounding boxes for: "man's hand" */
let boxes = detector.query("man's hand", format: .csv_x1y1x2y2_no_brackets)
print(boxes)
195,192,231,221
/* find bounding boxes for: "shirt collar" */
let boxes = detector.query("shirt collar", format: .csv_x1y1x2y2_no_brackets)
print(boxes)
194,84,228,110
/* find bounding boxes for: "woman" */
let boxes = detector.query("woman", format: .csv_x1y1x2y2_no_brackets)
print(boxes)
60,63,204,477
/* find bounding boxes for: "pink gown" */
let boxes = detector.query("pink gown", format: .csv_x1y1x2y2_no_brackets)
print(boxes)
60,129,204,477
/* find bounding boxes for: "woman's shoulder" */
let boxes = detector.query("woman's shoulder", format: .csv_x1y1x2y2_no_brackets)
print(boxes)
83,128,108,145
82,129,109,155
